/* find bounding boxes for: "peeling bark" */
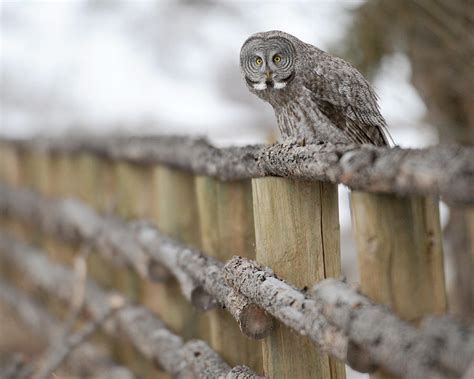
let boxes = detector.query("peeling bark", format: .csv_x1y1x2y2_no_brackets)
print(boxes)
177,248,273,339
223,256,474,379
312,278,465,379
3,136,474,204
222,256,351,364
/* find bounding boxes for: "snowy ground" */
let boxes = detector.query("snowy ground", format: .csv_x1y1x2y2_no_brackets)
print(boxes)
1,2,446,378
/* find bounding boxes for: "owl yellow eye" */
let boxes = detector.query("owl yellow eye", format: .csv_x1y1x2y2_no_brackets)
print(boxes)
273,54,282,63
255,57,263,65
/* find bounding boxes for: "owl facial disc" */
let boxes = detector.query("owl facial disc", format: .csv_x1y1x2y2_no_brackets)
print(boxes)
240,34,296,92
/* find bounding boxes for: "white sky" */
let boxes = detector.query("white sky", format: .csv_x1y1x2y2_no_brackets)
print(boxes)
0,0,436,147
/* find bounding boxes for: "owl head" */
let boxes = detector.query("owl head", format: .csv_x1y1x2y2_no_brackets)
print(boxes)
240,30,298,92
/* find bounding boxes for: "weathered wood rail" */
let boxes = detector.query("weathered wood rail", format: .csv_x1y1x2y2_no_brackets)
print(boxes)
2,136,474,204
0,136,473,379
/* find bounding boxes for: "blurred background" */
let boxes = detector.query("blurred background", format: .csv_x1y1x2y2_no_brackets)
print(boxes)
1,0,473,377
6,0,472,146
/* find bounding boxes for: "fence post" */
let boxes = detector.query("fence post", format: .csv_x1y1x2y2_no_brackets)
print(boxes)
75,152,100,206
252,177,345,379
10,146,52,249
195,176,263,373
447,206,474,322
0,144,25,235
19,146,52,195
110,160,167,378
73,153,115,291
0,143,17,234
0,142,21,186
350,192,447,379
146,165,203,339
111,161,153,300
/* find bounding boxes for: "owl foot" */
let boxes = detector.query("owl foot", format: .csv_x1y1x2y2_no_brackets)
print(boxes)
283,136,306,147
297,137,306,147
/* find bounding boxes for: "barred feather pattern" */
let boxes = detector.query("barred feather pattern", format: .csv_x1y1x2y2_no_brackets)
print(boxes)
241,31,389,147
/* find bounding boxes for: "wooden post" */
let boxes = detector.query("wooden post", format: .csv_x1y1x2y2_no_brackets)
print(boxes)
75,153,100,206
112,161,152,300
34,151,77,267
115,161,153,219
446,206,474,323
7,147,48,248
21,147,52,195
252,177,345,379
0,142,25,239
467,208,474,321
112,160,166,379
52,152,76,199
73,153,116,290
195,176,263,374
0,143,22,186
350,192,447,379
144,165,202,340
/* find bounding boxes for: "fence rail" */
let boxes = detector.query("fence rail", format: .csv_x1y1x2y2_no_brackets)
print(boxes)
0,136,473,379
1,183,473,378
0,232,261,379
0,280,136,379
1,136,473,204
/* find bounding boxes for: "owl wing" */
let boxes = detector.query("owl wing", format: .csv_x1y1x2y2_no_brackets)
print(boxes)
304,52,389,146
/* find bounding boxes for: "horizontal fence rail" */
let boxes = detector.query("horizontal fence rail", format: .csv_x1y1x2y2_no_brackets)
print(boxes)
1,135,473,379
0,232,261,379
1,136,474,204
1,183,473,379
0,184,273,339
0,280,136,379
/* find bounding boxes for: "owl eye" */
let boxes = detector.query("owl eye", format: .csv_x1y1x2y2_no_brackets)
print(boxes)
255,57,263,65
273,54,282,63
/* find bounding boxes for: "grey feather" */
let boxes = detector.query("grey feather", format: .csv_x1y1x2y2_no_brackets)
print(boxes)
240,30,390,146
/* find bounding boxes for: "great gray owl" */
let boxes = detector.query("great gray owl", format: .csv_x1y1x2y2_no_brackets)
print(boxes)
240,30,390,146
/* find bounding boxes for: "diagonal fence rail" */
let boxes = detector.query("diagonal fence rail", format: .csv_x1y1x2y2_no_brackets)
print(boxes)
0,136,473,379
1,184,473,379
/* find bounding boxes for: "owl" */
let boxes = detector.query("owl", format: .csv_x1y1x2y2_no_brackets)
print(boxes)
240,30,390,146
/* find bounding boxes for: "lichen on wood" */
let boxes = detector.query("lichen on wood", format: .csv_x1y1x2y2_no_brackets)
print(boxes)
3,136,474,204
223,256,474,379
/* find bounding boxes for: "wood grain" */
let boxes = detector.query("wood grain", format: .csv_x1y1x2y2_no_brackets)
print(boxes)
145,165,202,340
196,176,263,374
252,177,345,379
350,192,447,379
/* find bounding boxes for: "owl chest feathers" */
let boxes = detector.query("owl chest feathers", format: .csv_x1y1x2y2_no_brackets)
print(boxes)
261,82,352,144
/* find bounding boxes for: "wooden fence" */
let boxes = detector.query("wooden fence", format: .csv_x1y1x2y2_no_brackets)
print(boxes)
0,136,473,379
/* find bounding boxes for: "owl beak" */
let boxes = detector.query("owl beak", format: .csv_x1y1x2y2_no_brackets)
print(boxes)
265,70,273,80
